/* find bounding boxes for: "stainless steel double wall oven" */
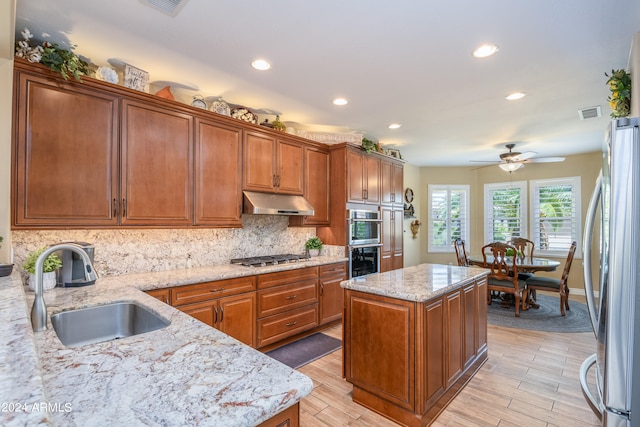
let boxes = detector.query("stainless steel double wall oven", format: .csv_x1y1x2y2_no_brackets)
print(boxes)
348,208,382,278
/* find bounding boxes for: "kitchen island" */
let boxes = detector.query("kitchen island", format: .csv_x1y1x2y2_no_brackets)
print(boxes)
0,255,346,427
341,263,489,427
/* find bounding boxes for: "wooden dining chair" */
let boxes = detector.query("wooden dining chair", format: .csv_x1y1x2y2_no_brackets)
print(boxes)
508,237,535,258
482,242,527,317
525,241,577,316
508,237,536,281
453,238,469,266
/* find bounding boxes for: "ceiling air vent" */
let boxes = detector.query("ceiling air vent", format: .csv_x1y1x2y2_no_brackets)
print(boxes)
140,0,188,16
578,106,602,120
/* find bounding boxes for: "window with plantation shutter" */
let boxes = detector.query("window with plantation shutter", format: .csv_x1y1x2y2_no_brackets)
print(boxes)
484,181,527,244
530,177,581,256
428,185,469,253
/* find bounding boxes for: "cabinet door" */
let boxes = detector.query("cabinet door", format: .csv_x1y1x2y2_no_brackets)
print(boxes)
177,299,218,327
445,290,464,388
121,100,193,225
476,278,488,354
364,156,380,204
194,118,243,226
243,131,277,192
146,288,170,305
462,283,477,370
380,160,394,206
13,72,119,227
290,146,330,226
392,162,404,207
381,207,404,272
346,149,365,203
276,139,304,195
219,293,256,347
319,270,346,325
380,207,393,272
423,297,446,406
392,207,404,270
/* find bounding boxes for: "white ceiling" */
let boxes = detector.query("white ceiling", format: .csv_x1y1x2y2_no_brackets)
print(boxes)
14,0,640,166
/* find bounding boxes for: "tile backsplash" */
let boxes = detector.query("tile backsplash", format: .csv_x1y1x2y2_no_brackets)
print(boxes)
11,215,344,277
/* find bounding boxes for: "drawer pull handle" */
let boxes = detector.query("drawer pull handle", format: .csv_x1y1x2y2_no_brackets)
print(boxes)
285,321,297,327
209,288,225,292
285,295,297,300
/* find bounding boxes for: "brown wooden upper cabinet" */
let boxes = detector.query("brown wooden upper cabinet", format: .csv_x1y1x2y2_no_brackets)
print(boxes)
289,146,330,226
120,100,193,226
243,131,304,195
347,148,380,205
194,117,243,227
13,68,120,227
381,159,404,207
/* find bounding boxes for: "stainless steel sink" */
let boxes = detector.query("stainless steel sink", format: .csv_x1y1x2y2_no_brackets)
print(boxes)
51,302,170,347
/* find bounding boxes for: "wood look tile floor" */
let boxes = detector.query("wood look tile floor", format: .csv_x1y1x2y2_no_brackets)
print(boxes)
298,299,601,426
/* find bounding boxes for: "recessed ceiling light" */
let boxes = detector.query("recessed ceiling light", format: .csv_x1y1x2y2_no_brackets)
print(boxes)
388,123,402,129
472,43,499,58
251,59,271,71
505,92,526,101
333,98,348,106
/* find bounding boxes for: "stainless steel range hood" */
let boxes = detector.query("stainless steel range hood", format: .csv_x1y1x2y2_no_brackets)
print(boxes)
243,191,315,216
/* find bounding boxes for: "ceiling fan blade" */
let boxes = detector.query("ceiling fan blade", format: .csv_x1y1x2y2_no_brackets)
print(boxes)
512,151,537,161
525,156,566,163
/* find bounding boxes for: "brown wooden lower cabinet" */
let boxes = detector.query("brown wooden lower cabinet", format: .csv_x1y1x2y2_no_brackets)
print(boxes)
318,262,347,325
144,262,346,350
344,277,488,426
257,403,299,427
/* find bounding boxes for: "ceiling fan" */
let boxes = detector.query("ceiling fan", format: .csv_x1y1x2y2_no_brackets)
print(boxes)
472,143,565,172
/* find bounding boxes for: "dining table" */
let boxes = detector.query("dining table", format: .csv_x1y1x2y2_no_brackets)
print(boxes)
466,254,561,309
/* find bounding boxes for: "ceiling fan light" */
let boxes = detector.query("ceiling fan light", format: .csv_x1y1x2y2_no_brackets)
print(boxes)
506,92,526,101
333,98,348,106
499,163,524,172
251,59,271,71
472,43,499,58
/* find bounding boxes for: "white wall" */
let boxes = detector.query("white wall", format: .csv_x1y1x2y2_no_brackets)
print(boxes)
0,0,16,264
629,32,640,117
402,163,421,267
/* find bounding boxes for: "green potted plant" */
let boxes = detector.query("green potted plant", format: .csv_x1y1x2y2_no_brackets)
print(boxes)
605,69,632,118
305,236,323,257
0,236,14,277
22,246,63,291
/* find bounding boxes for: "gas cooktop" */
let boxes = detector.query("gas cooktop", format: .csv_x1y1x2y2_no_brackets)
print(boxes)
230,253,311,267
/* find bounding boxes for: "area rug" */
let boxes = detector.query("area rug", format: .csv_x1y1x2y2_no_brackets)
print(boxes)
265,333,341,369
487,293,593,333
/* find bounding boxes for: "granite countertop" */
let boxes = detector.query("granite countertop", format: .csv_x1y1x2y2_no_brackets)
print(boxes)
0,255,347,427
341,263,489,302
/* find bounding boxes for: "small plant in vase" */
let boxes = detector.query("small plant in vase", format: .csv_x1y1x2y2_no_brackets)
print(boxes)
0,236,14,277
22,247,63,291
305,236,323,257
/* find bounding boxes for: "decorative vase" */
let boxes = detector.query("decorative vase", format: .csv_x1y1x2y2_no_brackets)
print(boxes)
309,249,320,257
28,271,57,291
155,85,174,100
0,264,13,277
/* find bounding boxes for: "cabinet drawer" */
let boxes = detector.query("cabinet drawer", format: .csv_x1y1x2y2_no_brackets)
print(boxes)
319,262,347,278
257,279,318,318
257,266,318,289
171,276,256,306
257,304,319,348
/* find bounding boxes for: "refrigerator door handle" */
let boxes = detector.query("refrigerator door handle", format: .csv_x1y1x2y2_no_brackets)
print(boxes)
580,354,603,420
582,171,602,336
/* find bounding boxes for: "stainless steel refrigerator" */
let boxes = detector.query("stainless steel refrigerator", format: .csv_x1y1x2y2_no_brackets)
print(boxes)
581,117,640,426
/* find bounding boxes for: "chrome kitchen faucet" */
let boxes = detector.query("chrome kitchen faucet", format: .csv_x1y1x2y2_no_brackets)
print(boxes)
31,243,98,332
